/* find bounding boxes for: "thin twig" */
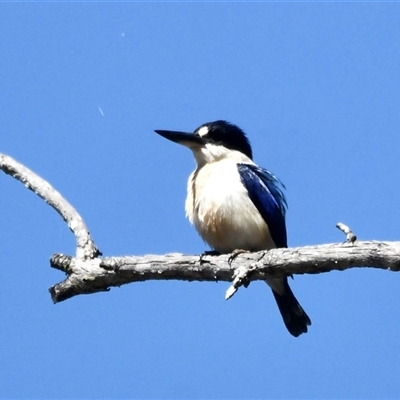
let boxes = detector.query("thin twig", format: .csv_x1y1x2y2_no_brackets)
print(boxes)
225,265,254,300
336,222,357,243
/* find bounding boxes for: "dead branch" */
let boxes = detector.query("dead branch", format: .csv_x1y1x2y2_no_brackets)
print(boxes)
2,152,400,305
48,240,400,303
0,153,100,259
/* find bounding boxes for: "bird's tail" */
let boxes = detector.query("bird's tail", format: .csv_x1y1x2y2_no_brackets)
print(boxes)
267,277,311,337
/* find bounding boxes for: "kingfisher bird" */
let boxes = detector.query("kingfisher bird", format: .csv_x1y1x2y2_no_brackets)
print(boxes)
155,120,311,337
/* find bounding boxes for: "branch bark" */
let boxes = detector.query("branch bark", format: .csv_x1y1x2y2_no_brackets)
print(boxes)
0,153,100,259
48,240,400,303
2,152,400,305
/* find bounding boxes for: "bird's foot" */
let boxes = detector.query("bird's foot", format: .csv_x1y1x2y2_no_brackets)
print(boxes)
228,249,250,266
199,250,220,264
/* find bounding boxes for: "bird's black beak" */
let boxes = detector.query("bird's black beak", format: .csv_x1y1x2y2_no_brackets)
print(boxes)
154,130,205,148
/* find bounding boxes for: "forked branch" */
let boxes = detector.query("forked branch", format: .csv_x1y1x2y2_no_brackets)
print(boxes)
2,152,400,304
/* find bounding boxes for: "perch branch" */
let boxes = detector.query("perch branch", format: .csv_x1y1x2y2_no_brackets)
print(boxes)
2,152,400,305
49,240,400,303
0,153,100,259
223,223,359,299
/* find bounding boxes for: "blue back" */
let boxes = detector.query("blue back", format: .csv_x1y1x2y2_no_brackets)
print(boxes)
237,164,288,248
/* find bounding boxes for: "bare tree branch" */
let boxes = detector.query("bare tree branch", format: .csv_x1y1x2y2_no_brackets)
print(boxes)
0,153,100,259
2,152,400,305
49,240,400,303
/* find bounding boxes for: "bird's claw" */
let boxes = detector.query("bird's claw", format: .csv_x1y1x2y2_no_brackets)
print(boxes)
228,249,249,266
199,250,220,264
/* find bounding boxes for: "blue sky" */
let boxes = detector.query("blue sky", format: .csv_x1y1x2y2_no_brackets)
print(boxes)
1,2,400,399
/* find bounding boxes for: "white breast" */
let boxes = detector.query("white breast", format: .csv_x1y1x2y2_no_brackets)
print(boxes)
185,158,276,253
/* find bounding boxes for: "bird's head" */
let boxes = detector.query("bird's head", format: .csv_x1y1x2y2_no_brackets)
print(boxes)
155,120,253,167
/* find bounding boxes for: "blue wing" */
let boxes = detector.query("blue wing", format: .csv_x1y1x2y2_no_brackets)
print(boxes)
237,163,288,248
